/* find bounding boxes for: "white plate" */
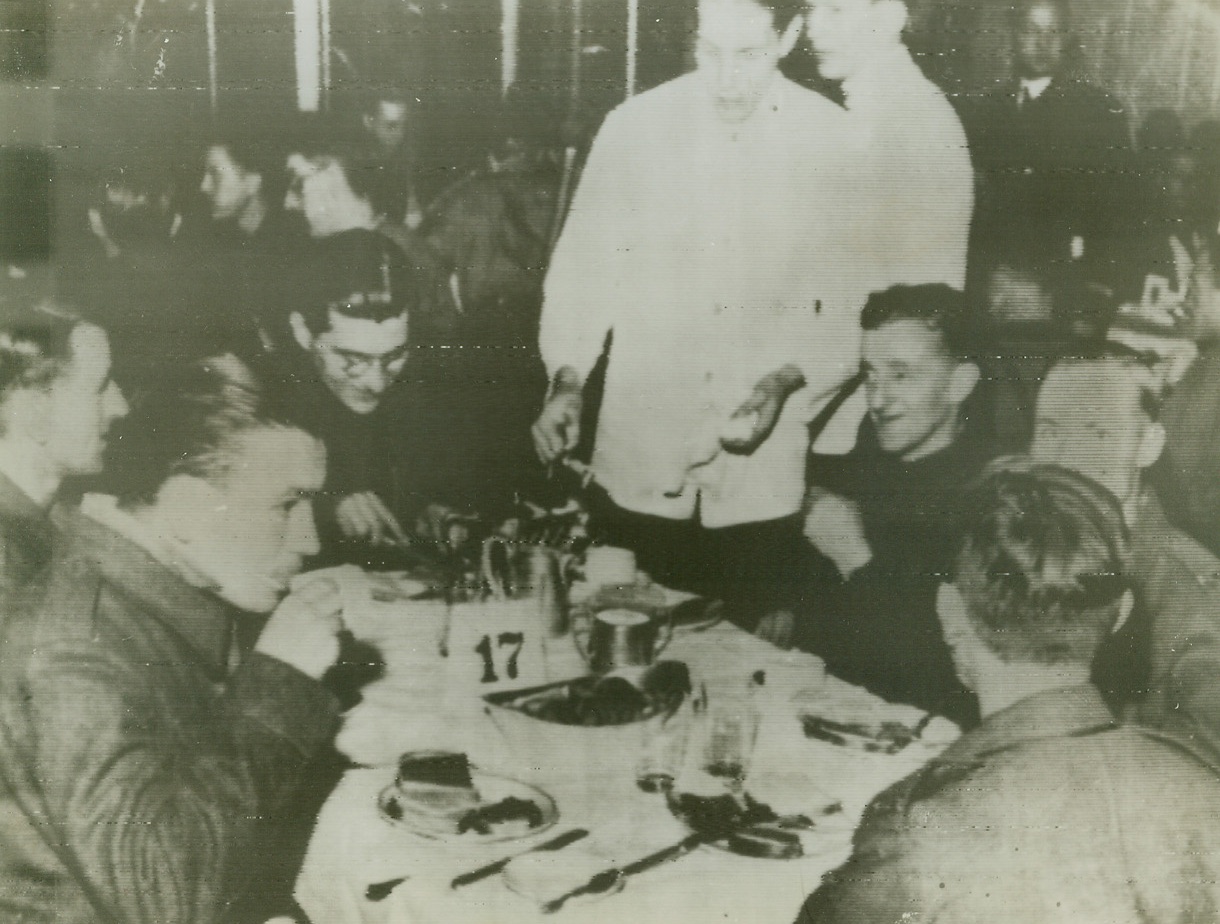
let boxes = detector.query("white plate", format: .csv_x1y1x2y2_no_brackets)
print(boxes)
378,769,558,844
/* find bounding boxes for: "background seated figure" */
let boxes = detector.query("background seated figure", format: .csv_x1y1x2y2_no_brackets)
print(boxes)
0,354,345,924
796,460,1220,924
794,284,992,728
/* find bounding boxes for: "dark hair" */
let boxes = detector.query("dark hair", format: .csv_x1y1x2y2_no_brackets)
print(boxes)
288,116,384,208
953,458,1130,665
860,283,976,361
209,120,281,184
104,354,304,506
756,0,807,30
0,303,82,402
294,230,417,335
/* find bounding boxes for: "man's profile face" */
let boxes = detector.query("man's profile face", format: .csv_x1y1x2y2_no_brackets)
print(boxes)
364,100,409,154
1031,362,1156,507
297,309,410,415
805,0,881,82
45,323,129,479
200,145,258,222
696,0,799,124
182,427,325,614
862,319,968,461
284,154,355,238
1015,1,1064,80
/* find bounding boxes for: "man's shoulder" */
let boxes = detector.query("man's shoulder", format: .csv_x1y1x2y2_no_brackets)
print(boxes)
598,74,700,130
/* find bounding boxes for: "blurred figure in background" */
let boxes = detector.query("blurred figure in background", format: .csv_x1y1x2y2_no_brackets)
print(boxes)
967,0,1131,303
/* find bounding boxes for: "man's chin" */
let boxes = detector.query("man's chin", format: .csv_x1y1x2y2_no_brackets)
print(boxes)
714,99,757,123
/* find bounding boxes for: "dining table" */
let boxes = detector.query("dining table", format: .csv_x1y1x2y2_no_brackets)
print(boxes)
294,567,960,924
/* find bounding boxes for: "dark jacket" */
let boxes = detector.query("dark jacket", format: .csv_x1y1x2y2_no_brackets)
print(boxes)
0,506,340,924
1093,491,1220,765
800,421,993,727
797,684,1220,924
0,472,53,615
967,75,1132,283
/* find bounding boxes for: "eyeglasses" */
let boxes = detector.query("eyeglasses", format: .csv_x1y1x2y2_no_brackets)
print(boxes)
323,342,411,379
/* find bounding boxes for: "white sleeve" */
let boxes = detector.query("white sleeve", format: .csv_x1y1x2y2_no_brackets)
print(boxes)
539,109,634,384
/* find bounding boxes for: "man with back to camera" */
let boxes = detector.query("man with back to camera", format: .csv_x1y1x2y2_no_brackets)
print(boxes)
1031,349,1220,762
534,0,868,624
0,355,346,924
784,284,991,727
796,460,1220,924
267,229,477,564
0,305,127,610
804,0,974,293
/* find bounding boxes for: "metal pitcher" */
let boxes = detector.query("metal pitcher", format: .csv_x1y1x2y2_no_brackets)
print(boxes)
481,537,569,637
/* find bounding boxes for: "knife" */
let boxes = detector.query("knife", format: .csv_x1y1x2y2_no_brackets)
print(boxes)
450,828,590,889
541,829,715,914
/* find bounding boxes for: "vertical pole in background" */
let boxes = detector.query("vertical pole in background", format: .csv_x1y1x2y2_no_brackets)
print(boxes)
502,0,520,94
626,0,638,99
321,0,332,109
293,0,322,111
205,0,218,114
570,0,583,106
1176,5,1195,111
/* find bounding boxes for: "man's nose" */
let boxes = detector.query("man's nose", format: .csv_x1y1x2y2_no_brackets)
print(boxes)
107,383,129,422
867,382,891,414
360,363,391,394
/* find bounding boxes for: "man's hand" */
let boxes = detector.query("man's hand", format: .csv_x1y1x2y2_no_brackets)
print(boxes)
335,492,409,546
755,609,797,650
803,489,872,579
721,365,806,455
533,368,584,463
255,576,345,680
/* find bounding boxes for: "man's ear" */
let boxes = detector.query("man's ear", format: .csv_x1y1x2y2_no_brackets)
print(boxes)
1137,420,1166,470
948,361,981,407
778,14,803,57
289,312,314,352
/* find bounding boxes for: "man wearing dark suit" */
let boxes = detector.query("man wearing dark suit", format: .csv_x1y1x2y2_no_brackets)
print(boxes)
796,461,1220,924
967,0,1131,298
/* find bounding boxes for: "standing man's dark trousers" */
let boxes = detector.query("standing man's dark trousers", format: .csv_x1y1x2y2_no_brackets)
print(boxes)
588,496,825,633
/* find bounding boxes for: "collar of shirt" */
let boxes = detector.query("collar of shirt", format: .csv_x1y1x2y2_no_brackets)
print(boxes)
0,471,51,548
1020,76,1053,102
76,494,236,675
933,684,1116,767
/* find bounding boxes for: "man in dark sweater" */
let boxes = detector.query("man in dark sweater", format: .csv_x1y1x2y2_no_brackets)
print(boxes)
265,229,478,567
794,284,993,727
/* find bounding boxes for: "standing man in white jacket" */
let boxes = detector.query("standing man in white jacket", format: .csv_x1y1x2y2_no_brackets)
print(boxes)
806,0,974,294
533,0,870,625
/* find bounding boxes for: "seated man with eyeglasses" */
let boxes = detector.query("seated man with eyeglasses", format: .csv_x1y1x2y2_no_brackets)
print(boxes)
267,229,478,565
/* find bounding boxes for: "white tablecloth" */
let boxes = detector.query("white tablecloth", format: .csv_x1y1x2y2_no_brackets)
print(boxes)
295,587,956,924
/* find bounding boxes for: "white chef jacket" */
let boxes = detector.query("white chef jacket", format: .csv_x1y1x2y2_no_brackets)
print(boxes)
840,45,975,293
541,73,869,527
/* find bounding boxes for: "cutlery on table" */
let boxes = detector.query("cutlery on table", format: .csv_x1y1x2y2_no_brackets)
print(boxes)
449,828,590,890
540,828,719,914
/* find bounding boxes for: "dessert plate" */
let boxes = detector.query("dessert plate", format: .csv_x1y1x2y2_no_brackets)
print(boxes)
378,770,558,844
